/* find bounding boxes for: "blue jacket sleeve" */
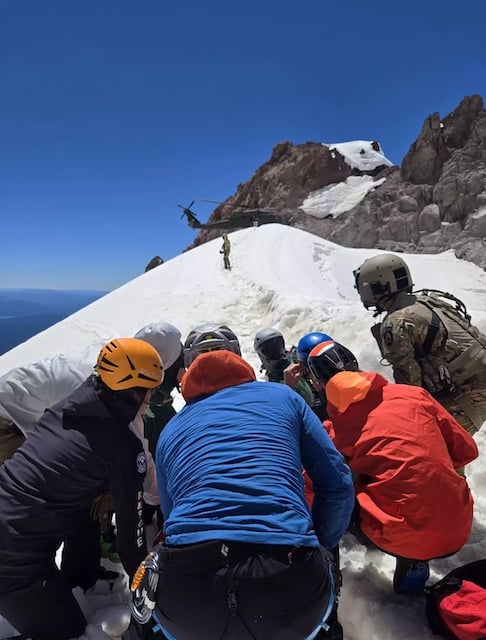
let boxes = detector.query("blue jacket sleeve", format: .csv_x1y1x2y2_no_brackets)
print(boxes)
299,401,354,548
155,436,173,521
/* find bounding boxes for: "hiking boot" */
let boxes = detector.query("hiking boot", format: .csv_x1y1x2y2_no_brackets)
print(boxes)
393,557,430,594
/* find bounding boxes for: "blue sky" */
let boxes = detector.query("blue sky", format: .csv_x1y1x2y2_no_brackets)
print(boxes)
2,0,486,291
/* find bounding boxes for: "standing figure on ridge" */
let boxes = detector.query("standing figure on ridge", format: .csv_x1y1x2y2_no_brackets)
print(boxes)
353,253,486,434
220,233,231,270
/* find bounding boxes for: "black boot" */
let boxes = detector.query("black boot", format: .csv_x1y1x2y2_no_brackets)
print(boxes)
393,557,430,594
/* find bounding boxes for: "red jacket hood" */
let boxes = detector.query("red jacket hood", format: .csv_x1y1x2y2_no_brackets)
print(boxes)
181,350,256,402
326,371,388,415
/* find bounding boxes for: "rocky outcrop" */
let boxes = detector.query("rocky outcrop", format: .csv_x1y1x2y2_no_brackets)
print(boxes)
328,95,486,269
191,141,391,247
190,95,486,270
401,113,451,184
144,256,164,272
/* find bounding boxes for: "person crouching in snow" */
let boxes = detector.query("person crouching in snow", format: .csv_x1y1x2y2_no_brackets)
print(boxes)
305,339,479,595
124,349,354,640
0,338,164,640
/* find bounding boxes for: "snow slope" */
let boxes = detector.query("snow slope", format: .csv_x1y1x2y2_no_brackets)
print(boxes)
1,223,485,639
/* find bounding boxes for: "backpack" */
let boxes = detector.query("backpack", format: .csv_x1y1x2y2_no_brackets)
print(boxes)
415,289,486,385
425,559,486,640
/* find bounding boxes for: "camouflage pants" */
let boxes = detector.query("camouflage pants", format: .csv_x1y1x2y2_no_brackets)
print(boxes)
0,417,25,464
436,387,486,436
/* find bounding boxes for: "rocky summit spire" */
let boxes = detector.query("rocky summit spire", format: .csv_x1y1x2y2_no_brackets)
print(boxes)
189,95,486,271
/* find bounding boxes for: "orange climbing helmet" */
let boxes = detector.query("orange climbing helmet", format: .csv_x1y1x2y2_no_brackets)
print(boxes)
96,338,164,391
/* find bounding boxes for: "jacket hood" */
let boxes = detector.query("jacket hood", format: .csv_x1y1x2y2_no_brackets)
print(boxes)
66,375,143,424
326,371,388,414
134,321,183,371
181,350,256,402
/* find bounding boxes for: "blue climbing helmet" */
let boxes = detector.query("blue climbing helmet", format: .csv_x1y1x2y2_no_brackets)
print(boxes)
296,332,333,367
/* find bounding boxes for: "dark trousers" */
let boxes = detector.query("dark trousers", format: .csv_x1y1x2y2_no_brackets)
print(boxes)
0,508,100,639
124,540,336,640
61,507,102,591
0,566,87,640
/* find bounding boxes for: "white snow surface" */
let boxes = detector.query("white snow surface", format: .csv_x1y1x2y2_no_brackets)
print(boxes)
1,223,486,640
300,176,386,218
325,140,394,171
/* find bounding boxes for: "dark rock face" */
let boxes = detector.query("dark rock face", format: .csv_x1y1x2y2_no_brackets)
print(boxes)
144,256,164,272
190,95,486,270
401,113,451,184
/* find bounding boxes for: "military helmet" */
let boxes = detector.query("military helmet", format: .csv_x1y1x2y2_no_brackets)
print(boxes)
183,323,241,368
353,253,413,309
307,340,359,383
253,328,286,361
97,338,164,391
296,332,333,366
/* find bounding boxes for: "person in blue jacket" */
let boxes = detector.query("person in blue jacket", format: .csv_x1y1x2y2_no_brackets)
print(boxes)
126,349,354,640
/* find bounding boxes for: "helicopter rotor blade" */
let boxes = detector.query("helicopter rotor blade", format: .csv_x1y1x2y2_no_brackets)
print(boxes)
177,200,195,210
178,201,196,219
201,199,225,205
202,200,260,210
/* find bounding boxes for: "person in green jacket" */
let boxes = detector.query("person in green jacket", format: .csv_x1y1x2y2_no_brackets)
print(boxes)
254,328,314,405
133,321,186,528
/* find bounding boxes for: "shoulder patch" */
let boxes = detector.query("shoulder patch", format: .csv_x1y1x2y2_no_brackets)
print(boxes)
383,328,394,346
136,452,147,474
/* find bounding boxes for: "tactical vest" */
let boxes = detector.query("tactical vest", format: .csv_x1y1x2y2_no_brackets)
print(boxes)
415,289,486,386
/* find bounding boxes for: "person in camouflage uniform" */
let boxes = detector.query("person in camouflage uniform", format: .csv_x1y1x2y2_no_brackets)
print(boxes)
353,253,486,435
220,233,231,270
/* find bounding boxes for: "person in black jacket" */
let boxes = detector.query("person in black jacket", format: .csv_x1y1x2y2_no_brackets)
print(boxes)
0,337,163,640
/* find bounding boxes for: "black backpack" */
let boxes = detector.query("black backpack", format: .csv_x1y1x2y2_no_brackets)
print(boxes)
425,559,486,640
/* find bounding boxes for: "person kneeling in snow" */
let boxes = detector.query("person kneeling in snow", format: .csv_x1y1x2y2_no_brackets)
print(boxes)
124,349,354,640
0,321,184,590
0,338,164,640
305,339,479,595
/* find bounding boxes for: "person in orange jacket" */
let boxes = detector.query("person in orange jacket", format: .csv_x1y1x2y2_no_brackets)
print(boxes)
305,339,479,595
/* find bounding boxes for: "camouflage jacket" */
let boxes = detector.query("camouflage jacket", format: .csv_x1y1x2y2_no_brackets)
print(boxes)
221,238,231,255
379,292,486,392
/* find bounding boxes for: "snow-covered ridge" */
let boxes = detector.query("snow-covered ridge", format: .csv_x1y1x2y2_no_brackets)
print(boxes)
324,140,394,171
0,223,485,639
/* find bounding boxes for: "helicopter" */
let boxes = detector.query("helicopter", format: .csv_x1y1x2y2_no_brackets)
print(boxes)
178,199,283,232
201,199,277,219
177,201,204,229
